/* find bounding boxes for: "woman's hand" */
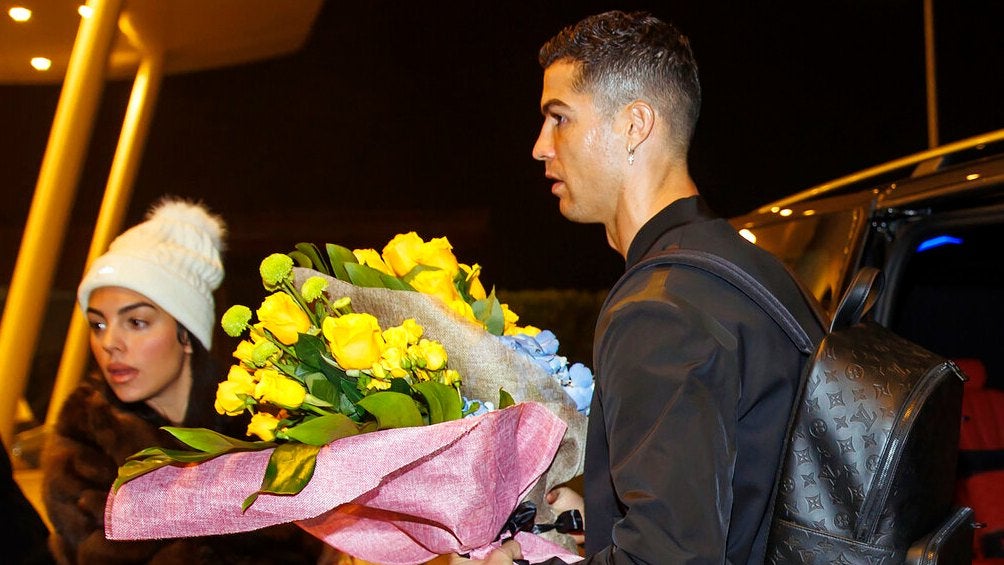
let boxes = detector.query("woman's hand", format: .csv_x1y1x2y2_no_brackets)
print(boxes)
547,486,585,546
449,540,523,565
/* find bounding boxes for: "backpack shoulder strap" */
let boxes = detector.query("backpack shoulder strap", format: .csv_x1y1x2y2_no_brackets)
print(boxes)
613,248,816,355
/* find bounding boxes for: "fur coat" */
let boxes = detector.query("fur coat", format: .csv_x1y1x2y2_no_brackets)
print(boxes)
42,374,324,564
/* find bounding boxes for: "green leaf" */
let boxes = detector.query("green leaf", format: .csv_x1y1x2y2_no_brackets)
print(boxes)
305,373,340,405
325,243,357,281
285,414,360,446
114,441,274,491
162,427,264,453
499,388,516,409
357,391,424,429
242,442,321,511
343,262,391,288
414,381,463,424
288,250,313,268
379,273,413,291
472,293,505,336
294,333,346,381
295,243,333,275
388,377,411,395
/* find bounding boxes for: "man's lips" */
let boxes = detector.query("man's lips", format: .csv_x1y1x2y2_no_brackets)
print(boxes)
545,173,565,194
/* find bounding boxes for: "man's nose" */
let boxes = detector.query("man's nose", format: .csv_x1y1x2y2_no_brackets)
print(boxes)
532,124,553,161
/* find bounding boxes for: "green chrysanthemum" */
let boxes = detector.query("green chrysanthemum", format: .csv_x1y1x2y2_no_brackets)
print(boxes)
221,305,252,337
332,296,351,310
260,253,294,289
301,276,329,302
252,341,281,367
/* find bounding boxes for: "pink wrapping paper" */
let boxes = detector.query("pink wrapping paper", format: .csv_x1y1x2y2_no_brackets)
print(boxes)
105,402,581,563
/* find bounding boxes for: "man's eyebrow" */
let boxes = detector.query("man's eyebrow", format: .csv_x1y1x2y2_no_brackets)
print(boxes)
541,98,570,116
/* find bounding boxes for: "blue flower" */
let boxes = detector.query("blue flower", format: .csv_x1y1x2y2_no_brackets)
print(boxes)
498,331,594,415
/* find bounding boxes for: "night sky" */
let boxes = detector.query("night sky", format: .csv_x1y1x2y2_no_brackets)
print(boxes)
2,0,1002,304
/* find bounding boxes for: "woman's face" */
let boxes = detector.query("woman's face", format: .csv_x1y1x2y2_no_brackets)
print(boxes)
86,286,193,423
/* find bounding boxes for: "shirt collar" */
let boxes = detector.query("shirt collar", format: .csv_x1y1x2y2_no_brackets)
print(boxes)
625,195,717,267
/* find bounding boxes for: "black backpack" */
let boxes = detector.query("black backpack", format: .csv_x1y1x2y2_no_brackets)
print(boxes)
630,249,974,564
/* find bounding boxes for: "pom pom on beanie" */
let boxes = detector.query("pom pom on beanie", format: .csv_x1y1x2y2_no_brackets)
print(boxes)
78,198,226,349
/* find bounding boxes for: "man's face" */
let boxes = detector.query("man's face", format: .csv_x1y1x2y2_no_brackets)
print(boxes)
532,61,624,225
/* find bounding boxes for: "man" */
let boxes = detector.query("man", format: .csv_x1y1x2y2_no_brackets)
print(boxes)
458,10,822,564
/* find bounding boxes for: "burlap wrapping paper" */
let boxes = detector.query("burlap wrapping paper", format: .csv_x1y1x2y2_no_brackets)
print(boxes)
291,269,587,553
106,403,581,563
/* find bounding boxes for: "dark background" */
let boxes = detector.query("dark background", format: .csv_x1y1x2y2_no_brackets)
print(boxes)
2,0,1003,301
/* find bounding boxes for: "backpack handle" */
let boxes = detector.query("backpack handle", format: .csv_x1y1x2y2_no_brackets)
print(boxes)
830,267,884,332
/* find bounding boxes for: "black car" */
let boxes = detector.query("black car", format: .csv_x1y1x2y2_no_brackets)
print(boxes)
731,127,1004,562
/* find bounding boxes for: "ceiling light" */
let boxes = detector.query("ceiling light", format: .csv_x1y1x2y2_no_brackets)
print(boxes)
78,5,93,18
8,7,32,21
966,173,980,181
779,208,793,217
31,57,52,71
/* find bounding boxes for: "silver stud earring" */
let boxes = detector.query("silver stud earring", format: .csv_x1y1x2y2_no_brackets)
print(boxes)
627,147,635,166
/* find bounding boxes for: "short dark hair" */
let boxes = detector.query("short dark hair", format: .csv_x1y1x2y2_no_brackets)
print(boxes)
539,11,702,152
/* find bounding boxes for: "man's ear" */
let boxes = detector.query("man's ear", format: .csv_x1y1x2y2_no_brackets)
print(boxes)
624,100,656,150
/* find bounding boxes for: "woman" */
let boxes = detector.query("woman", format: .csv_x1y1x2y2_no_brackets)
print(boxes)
42,198,322,564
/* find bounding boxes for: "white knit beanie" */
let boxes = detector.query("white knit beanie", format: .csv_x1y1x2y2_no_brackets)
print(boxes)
78,198,226,349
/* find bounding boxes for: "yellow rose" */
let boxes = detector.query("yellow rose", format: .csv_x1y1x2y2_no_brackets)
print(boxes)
409,338,448,371
247,412,280,441
214,365,257,415
256,292,311,345
381,232,424,277
460,263,487,301
322,313,385,370
417,237,459,276
353,248,395,276
253,368,306,409
411,269,460,305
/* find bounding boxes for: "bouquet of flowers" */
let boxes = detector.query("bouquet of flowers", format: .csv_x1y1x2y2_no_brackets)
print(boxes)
106,233,590,563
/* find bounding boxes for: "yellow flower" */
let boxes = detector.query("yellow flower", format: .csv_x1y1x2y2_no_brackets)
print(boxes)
382,319,423,350
411,269,460,305
364,375,392,391
441,369,462,387
378,346,410,378
506,324,542,337
447,299,478,324
381,232,425,277
214,365,256,415
409,338,448,371
247,412,280,441
253,368,306,409
322,313,385,370
460,263,487,301
417,237,459,276
257,292,311,345
501,303,521,334
232,340,256,366
353,248,395,276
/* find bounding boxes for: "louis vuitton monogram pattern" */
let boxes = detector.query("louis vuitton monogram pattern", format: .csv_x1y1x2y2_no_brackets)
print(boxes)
767,321,964,564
